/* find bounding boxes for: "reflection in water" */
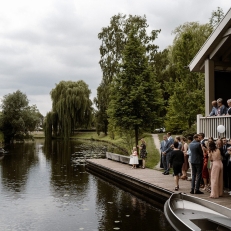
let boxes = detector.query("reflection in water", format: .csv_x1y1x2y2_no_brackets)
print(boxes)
0,139,173,231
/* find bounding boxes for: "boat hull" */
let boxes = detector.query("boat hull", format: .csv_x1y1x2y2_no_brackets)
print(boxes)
164,193,231,231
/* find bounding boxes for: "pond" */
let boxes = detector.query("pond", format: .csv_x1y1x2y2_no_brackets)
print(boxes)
0,139,173,231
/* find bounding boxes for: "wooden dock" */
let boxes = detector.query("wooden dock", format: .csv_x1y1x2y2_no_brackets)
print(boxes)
86,158,231,210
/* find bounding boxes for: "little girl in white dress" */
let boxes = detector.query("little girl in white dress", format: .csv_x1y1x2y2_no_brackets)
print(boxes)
129,147,139,169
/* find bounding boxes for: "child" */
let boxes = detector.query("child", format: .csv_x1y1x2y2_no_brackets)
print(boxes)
129,147,139,169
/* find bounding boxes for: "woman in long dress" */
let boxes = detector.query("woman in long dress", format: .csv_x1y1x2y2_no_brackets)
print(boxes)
181,137,189,180
202,142,209,191
208,141,223,198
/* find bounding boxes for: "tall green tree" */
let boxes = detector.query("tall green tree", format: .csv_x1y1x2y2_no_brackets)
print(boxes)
107,28,163,146
164,22,212,132
93,82,109,135
151,48,170,123
95,14,161,135
0,90,42,142
46,80,93,139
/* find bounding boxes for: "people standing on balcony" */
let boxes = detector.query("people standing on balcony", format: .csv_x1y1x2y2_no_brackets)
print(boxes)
189,134,204,194
181,137,189,180
225,146,231,195
209,100,218,116
208,141,223,198
217,98,227,116
162,132,174,175
226,99,231,115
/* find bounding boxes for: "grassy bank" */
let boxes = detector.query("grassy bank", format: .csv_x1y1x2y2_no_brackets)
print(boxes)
72,132,160,169
30,131,161,169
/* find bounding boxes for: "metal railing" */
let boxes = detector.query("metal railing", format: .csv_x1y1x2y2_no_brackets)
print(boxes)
197,114,231,139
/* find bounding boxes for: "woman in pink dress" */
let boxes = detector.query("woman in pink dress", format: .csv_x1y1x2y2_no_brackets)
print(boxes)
181,137,189,180
208,141,223,198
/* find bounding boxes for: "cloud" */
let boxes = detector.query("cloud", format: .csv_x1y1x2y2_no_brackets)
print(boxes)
0,0,230,116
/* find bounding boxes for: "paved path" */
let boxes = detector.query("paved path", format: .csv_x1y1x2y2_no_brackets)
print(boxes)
88,158,231,209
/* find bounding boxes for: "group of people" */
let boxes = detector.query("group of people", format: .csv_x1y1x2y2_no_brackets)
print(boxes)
129,138,147,169
160,132,231,198
209,98,231,116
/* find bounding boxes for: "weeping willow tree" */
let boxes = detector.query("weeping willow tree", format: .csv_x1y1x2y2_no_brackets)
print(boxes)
44,80,93,139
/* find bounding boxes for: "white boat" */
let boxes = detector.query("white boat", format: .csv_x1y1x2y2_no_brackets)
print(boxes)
164,193,231,231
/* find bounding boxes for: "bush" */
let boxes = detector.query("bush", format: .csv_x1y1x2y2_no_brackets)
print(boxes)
182,124,197,138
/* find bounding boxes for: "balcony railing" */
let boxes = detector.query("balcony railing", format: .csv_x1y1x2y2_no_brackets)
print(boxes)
197,114,231,139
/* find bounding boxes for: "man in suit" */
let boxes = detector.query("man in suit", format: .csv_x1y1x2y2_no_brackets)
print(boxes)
198,133,206,148
189,134,204,194
225,146,231,195
160,135,168,173
222,137,230,190
162,132,174,175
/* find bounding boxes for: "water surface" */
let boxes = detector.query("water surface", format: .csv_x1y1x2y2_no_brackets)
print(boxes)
0,139,173,231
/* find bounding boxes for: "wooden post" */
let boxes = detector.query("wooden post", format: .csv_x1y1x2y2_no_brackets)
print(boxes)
205,59,215,116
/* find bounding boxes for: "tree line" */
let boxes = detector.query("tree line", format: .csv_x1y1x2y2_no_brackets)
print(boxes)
0,7,224,144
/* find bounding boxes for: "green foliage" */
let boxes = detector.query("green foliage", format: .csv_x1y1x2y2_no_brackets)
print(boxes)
0,90,42,142
95,14,161,135
94,82,109,135
107,28,164,146
209,7,224,28
164,22,212,132
182,124,197,138
43,111,54,140
0,131,4,143
151,48,170,124
47,80,93,139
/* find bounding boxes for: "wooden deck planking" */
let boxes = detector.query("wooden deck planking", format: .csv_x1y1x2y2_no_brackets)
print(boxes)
87,159,231,209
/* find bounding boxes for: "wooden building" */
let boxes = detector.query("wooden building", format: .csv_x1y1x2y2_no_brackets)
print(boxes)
189,8,231,139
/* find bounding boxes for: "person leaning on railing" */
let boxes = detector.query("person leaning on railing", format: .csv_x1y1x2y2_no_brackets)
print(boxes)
209,100,218,116
217,98,227,116
226,99,231,115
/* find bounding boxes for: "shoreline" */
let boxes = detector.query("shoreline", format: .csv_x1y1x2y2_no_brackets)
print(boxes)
85,158,231,210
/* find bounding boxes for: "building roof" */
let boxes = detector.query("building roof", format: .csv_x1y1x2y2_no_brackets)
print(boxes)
189,8,231,72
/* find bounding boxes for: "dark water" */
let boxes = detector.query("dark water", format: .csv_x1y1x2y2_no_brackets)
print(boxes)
0,139,173,231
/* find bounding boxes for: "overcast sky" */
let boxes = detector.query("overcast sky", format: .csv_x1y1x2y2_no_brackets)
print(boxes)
0,0,230,116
